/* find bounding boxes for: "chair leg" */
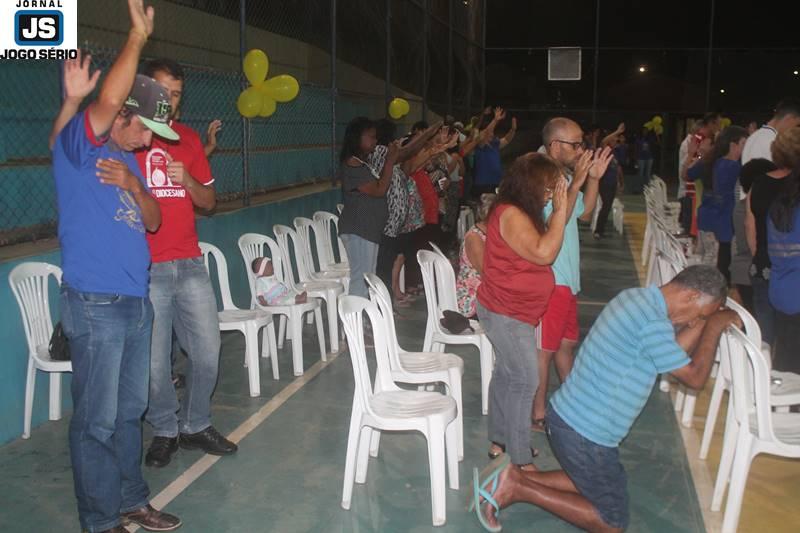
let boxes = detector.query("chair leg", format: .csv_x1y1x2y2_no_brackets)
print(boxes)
314,307,327,361
278,315,287,349
354,426,372,484
341,410,362,510
49,371,62,421
265,323,279,380
326,291,339,354
699,376,726,459
290,310,304,376
445,419,459,490
721,434,755,533
447,370,464,461
480,339,493,416
423,323,433,352
711,407,739,511
681,389,697,428
426,421,448,526
368,429,381,458
245,324,261,397
675,386,685,411
23,359,35,439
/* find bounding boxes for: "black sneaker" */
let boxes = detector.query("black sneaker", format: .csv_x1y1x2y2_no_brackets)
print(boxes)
145,436,179,468
179,426,238,456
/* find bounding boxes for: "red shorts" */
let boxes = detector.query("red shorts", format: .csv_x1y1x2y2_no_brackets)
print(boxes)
539,285,579,352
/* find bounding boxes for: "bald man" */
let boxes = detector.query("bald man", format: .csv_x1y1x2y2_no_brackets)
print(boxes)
530,118,612,430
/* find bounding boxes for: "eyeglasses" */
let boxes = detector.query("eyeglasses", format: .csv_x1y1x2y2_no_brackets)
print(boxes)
551,139,586,150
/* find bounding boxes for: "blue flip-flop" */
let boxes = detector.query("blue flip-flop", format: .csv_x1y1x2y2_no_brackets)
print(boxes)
472,466,503,532
466,453,511,512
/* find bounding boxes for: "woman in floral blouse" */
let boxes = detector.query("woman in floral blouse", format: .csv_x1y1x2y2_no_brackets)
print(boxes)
456,193,496,317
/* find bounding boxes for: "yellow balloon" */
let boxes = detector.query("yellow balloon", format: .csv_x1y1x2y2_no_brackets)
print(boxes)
258,96,276,118
398,98,410,116
652,115,663,125
243,49,269,87
720,117,732,128
654,124,664,135
644,121,654,130
262,75,300,103
237,87,263,118
388,98,405,119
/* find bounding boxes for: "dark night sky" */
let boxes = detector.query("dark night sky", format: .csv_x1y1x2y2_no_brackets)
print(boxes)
485,0,800,114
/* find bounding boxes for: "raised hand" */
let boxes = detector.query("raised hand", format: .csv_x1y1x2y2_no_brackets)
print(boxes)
552,176,568,212
511,117,517,130
64,50,101,101
206,119,222,146
96,158,144,193
493,107,506,121
128,0,155,38
573,149,593,186
387,138,402,161
616,122,625,134
588,146,614,180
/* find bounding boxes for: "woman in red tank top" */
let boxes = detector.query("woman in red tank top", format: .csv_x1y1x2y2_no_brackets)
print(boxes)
475,152,569,469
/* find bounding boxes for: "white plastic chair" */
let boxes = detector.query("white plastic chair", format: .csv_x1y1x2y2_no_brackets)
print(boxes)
274,224,344,354
365,273,465,460
418,249,494,415
294,217,350,292
336,203,344,215
8,262,71,439
457,206,475,242
199,242,279,396
338,295,459,526
312,211,349,271
590,195,602,234
238,233,327,376
711,327,800,532
612,198,624,235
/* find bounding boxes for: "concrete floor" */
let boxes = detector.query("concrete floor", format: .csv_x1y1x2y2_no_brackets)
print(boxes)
0,195,782,532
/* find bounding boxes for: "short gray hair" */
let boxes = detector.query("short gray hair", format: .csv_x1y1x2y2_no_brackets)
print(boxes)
669,265,727,302
542,117,578,146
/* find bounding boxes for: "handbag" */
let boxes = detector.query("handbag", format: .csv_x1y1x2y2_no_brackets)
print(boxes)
440,310,474,335
49,322,71,361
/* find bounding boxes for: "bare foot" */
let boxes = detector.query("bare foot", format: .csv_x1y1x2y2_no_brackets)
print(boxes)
295,291,308,304
482,463,518,529
488,442,504,457
520,463,539,472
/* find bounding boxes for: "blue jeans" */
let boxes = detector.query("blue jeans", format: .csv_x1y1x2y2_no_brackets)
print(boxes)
750,274,775,345
60,286,152,532
546,408,629,529
341,233,379,298
146,257,221,437
476,302,539,465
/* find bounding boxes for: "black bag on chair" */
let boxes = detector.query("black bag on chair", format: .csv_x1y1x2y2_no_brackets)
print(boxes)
440,310,474,335
49,322,71,361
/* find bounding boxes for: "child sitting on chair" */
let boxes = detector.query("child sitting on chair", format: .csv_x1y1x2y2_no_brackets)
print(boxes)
252,257,308,305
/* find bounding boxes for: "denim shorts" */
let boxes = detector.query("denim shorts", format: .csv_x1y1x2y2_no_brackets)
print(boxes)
546,408,629,529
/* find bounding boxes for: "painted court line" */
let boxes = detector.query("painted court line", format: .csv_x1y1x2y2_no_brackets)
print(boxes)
126,352,341,532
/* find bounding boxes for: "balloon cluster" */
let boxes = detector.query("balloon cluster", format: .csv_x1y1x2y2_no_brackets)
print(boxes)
644,115,664,135
236,49,300,119
388,97,410,120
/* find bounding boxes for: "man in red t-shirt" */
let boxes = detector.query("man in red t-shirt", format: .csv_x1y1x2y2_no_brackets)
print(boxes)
137,59,236,468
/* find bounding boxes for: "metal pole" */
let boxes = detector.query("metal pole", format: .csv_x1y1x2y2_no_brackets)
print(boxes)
239,0,250,207
422,0,428,121
385,0,391,111
705,0,715,109
447,1,453,118
331,0,338,186
592,0,600,123
480,0,486,110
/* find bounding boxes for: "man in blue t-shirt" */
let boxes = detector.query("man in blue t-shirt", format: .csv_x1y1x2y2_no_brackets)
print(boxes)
50,2,182,532
471,107,516,196
472,266,739,532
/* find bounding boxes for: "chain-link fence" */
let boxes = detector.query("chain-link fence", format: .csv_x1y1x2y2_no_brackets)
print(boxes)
0,0,486,247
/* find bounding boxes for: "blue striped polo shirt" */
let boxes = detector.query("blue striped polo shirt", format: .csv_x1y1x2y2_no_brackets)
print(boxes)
550,285,690,447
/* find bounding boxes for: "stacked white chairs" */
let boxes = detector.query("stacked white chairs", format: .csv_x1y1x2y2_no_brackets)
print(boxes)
456,205,475,242
293,217,350,293
418,249,494,415
199,242,279,396
9,262,71,439
312,211,349,272
711,327,800,532
238,233,327,376
365,273,465,460
612,198,625,235
273,224,344,354
338,295,459,526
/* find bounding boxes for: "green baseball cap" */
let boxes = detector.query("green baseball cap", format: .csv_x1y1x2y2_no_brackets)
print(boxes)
124,74,179,141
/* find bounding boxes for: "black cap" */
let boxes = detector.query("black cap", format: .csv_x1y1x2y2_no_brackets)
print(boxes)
124,74,179,141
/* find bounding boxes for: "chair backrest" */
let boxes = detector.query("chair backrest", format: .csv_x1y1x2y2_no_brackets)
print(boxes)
365,273,404,370
312,211,342,267
418,249,458,328
273,224,309,286
294,217,323,274
198,242,237,311
726,327,775,442
336,203,344,215
238,233,286,308
338,295,399,414
9,262,62,355
429,241,447,260
725,298,762,352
